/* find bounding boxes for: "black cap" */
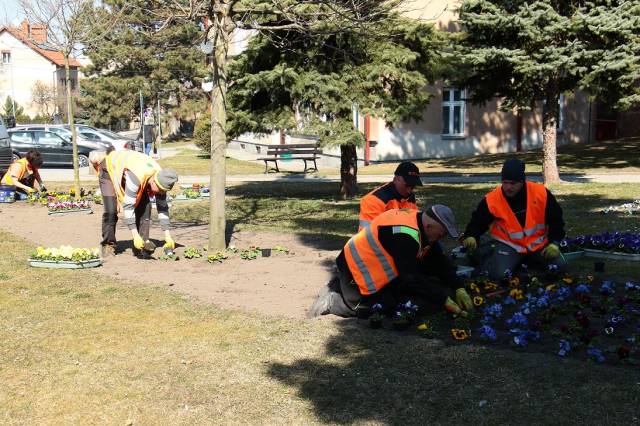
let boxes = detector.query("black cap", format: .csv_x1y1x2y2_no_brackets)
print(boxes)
394,161,423,187
501,158,525,182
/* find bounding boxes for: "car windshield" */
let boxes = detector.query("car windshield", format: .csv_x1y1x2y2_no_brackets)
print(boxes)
98,129,125,139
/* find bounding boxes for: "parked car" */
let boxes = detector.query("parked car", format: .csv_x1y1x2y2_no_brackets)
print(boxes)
13,125,113,151
62,124,137,151
0,116,11,177
9,129,94,167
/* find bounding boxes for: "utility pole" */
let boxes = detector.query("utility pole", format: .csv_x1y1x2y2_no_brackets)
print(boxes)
139,90,145,153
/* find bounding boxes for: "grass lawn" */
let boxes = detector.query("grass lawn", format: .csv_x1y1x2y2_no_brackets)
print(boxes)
157,146,265,176
2,227,640,424
4,180,640,423
356,137,640,175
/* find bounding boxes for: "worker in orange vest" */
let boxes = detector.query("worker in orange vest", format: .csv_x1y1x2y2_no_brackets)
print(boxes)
358,161,421,231
93,150,178,258
1,150,46,199
308,206,474,318
461,158,566,281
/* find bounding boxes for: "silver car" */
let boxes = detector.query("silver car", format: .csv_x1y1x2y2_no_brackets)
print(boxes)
13,125,113,151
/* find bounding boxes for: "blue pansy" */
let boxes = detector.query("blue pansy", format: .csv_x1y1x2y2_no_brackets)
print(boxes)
502,296,516,305
558,339,571,357
575,284,591,294
600,281,615,295
478,325,497,341
587,347,605,364
625,281,638,291
506,312,528,327
555,287,572,301
513,334,528,347
484,303,503,318
536,296,550,308
372,303,383,312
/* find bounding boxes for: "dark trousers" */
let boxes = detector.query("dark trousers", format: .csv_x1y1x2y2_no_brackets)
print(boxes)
99,163,151,247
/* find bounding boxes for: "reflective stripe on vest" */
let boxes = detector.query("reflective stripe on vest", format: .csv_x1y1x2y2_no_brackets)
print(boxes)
486,181,549,253
345,209,420,295
105,151,161,205
359,219,371,231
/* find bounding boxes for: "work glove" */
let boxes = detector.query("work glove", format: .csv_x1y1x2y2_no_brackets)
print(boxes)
133,234,145,250
164,234,175,250
455,288,474,312
39,184,47,193
542,243,561,259
462,236,477,251
26,187,35,194
444,296,468,317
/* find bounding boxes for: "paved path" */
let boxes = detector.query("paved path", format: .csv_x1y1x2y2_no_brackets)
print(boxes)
39,168,640,184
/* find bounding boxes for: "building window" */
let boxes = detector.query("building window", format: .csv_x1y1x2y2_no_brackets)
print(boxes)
442,88,465,136
1,51,10,64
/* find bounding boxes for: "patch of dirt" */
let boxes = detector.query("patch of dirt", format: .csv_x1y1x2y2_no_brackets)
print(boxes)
0,203,339,319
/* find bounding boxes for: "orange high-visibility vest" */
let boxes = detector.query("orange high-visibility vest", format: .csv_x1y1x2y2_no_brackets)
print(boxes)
358,184,418,231
486,181,548,253
105,151,161,206
345,209,422,295
1,158,39,186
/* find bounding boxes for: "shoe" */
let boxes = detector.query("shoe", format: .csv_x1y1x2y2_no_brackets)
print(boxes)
101,245,116,258
307,285,334,318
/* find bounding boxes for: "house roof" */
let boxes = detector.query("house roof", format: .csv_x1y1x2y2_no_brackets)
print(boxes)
0,26,82,67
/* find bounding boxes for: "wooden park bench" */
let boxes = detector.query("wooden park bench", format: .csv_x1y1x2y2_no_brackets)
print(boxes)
258,143,322,173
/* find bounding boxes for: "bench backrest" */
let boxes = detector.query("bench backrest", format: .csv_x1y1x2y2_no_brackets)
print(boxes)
266,143,322,157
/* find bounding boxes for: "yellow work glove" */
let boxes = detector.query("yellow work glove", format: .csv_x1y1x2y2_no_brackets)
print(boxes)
164,234,175,250
542,243,561,259
444,297,468,317
462,236,477,251
455,288,474,312
133,234,145,250
26,187,35,194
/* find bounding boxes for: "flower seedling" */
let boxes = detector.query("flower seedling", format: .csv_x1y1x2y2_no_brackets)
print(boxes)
207,251,228,263
184,247,203,259
240,247,261,260
368,303,385,329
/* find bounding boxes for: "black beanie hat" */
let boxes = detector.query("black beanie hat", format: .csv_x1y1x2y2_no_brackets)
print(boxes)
501,158,526,182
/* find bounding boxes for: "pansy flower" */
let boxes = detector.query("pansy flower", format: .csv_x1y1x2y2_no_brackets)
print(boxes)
451,329,470,340
502,296,517,305
558,340,571,357
587,347,605,364
599,281,615,295
575,284,591,294
506,312,528,327
478,325,497,341
484,303,503,318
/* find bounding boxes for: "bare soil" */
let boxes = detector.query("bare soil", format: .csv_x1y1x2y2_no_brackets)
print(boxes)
0,202,338,318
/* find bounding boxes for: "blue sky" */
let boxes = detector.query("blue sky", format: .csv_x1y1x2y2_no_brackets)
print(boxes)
1,0,24,26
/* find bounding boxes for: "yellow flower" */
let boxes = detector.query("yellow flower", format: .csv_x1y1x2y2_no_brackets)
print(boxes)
451,328,470,340
509,289,525,300
509,277,520,287
473,296,484,306
417,322,429,331
59,245,74,260
562,277,573,284
546,284,557,292
484,282,498,291
470,283,481,294
587,275,594,282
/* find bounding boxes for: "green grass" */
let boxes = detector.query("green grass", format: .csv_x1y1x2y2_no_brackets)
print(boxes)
2,228,640,424
157,147,265,176
355,137,640,175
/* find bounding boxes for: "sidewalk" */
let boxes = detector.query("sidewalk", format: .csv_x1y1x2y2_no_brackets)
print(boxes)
39,168,640,184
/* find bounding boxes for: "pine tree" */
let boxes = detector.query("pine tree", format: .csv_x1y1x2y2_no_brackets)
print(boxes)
227,13,443,197
80,0,208,129
2,96,26,120
455,0,640,183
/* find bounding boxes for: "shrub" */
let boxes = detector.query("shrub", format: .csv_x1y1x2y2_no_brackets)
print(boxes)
194,115,211,153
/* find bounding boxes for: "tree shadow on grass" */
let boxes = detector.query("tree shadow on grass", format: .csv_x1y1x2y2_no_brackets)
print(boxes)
267,320,640,425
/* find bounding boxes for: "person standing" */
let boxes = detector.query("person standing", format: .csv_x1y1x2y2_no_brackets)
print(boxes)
358,161,422,231
461,158,566,280
1,150,46,199
92,150,178,257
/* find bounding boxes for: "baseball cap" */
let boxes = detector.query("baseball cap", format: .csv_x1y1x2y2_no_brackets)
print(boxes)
426,204,459,238
394,161,423,186
501,158,526,182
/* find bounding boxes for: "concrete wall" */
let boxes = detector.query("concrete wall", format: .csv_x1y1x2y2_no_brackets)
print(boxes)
0,31,57,118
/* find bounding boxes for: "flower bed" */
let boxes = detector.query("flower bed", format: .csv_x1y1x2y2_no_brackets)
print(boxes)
561,232,640,260
29,246,102,269
602,199,640,215
47,199,93,215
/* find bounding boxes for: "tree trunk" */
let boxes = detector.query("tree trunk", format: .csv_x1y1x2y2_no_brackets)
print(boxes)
64,56,81,198
541,93,561,184
339,144,358,199
208,7,229,251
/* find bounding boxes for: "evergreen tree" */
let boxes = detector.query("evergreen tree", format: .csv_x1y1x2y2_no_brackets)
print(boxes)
2,96,26,120
227,13,443,197
80,0,208,130
455,0,640,183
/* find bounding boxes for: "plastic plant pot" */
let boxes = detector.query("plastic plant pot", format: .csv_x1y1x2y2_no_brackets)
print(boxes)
261,248,272,257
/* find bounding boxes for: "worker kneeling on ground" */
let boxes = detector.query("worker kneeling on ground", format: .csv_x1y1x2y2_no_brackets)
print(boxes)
309,206,474,318
1,150,47,199
461,158,566,281
358,161,422,231
90,150,178,257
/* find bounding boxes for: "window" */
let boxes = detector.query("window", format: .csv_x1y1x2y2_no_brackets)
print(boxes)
1,51,10,64
35,131,63,145
10,132,33,144
442,88,465,136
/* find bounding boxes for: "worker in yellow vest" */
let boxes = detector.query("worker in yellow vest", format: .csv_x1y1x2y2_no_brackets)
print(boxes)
1,150,46,199
92,150,178,257
461,158,566,281
308,206,474,318
358,161,421,231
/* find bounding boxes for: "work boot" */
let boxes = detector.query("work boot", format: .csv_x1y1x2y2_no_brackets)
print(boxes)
101,244,116,258
307,284,334,318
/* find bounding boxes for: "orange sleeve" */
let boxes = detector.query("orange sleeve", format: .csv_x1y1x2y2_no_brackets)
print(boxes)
359,194,386,230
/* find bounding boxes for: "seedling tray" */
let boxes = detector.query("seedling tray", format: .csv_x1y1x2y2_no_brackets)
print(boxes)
28,258,102,269
47,208,93,216
562,250,585,261
584,249,640,261
456,265,475,277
